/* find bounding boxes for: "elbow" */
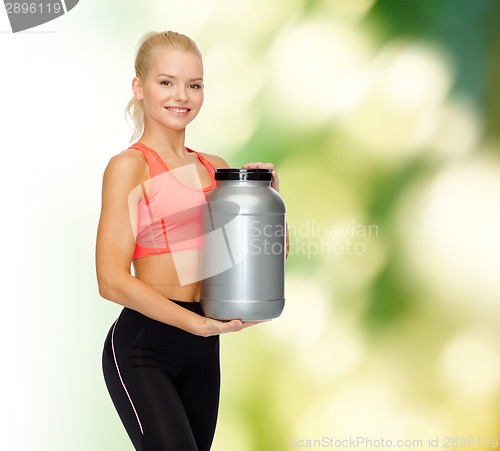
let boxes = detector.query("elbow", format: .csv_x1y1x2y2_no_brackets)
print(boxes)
96,257,133,303
97,271,122,302
97,278,114,301
98,281,112,301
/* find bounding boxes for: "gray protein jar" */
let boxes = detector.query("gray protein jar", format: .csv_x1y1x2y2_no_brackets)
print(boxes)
200,168,286,321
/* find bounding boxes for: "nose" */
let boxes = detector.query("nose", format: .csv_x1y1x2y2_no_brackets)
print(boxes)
174,85,188,102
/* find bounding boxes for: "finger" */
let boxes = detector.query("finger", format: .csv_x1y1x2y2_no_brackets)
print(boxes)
241,320,269,326
242,162,264,169
219,319,267,333
242,162,275,170
219,320,244,333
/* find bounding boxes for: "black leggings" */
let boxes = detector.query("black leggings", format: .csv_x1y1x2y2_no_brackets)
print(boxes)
102,301,220,451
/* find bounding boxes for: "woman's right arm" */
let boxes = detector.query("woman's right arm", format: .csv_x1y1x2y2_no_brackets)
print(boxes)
95,151,255,337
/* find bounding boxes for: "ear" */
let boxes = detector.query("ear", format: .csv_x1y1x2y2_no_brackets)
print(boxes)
132,77,144,100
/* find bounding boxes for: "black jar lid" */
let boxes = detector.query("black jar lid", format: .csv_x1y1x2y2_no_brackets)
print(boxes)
215,168,272,181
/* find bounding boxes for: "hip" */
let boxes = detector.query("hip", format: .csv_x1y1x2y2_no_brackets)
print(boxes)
103,300,219,367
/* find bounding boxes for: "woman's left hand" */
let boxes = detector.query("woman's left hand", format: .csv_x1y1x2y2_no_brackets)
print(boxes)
242,162,280,192
242,161,290,258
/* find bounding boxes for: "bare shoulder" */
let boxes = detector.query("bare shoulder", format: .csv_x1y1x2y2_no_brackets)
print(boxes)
106,148,145,172
198,152,231,169
103,148,147,184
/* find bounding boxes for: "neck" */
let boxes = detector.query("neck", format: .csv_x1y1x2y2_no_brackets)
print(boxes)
139,123,188,158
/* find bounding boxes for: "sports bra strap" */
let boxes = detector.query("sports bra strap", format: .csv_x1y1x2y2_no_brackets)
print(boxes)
129,142,166,178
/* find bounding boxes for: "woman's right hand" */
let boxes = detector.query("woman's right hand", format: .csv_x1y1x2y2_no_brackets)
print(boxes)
199,316,267,337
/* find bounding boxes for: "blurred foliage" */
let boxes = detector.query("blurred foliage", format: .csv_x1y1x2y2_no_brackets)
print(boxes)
368,1,494,93
202,1,500,450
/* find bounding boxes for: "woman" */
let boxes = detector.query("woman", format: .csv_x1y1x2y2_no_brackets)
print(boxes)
96,31,283,451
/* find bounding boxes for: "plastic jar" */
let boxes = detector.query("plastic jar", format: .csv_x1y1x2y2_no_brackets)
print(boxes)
200,168,286,321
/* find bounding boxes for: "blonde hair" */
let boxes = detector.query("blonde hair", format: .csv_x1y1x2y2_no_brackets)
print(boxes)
125,31,203,142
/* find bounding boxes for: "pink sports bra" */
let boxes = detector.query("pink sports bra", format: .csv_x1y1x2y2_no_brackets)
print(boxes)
130,142,216,259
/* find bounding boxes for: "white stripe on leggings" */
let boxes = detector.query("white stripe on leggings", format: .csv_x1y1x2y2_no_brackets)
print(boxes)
111,318,144,435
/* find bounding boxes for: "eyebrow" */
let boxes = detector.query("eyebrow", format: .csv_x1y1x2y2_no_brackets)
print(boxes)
156,73,204,82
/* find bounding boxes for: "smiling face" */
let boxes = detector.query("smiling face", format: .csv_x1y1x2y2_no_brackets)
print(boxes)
133,48,204,132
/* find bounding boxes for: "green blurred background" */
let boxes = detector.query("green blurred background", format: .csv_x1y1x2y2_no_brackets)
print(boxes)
1,0,499,450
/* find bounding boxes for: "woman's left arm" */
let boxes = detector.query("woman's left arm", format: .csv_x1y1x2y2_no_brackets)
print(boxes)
242,162,289,258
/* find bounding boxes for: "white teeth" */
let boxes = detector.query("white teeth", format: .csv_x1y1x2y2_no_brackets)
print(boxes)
168,107,188,113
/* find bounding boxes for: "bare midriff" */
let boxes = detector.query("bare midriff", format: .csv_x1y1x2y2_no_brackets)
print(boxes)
133,251,202,302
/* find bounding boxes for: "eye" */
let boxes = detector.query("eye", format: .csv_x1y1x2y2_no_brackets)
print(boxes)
160,80,173,86
189,83,203,90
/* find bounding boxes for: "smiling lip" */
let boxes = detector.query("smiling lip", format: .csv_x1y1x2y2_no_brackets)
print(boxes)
165,106,190,115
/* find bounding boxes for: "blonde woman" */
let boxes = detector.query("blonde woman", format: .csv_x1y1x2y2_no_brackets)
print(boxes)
96,31,281,450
